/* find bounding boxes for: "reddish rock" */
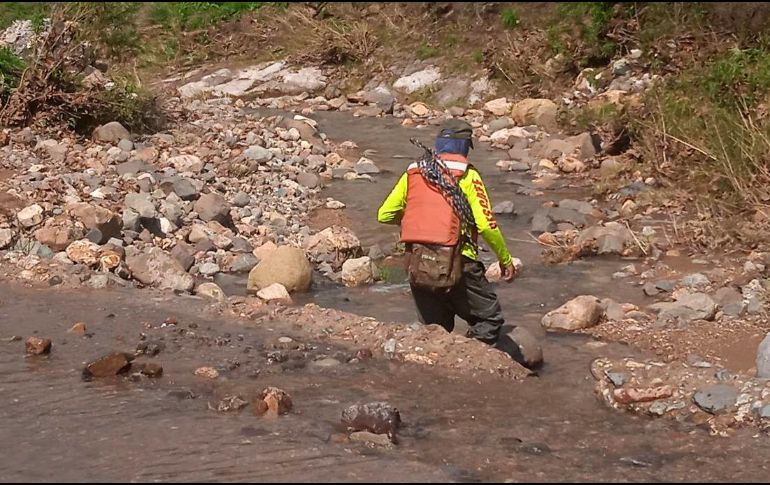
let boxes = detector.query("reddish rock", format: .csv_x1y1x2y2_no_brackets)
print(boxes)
341,402,401,439
613,386,674,405
253,387,293,416
83,352,134,379
137,362,163,378
25,337,52,355
69,322,87,336
34,226,77,251
355,348,373,361
194,366,219,379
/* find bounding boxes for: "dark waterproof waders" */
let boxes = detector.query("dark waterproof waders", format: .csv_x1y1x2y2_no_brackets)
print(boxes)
409,258,504,345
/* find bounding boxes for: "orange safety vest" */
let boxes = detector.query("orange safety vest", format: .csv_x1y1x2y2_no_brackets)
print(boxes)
400,153,475,246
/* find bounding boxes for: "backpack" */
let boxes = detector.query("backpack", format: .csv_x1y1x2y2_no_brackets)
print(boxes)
406,242,464,291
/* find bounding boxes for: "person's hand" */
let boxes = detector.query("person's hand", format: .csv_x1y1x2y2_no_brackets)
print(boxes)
501,262,517,282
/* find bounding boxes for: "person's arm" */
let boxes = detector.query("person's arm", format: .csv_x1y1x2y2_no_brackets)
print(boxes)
463,168,513,267
377,173,408,224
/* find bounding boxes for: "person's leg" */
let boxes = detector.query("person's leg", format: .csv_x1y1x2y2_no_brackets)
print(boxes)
451,260,505,345
410,283,456,333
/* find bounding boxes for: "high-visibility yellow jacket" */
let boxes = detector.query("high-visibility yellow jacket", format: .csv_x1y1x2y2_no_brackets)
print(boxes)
377,160,513,267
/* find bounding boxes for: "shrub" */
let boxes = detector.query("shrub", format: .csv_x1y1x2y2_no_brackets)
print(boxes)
500,8,520,30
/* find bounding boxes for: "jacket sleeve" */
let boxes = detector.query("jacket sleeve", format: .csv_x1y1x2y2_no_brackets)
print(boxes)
463,168,513,266
377,173,408,224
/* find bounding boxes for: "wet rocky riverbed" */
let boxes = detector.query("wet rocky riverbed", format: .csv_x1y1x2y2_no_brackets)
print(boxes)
3,282,770,482
3,108,770,481
2,57,770,482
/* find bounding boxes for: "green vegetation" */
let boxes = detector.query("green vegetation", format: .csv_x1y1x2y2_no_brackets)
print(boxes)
149,2,274,31
0,2,49,30
374,262,407,284
0,47,24,101
90,81,164,133
472,49,484,64
547,2,636,63
500,8,520,30
638,46,770,214
416,42,439,60
567,101,623,131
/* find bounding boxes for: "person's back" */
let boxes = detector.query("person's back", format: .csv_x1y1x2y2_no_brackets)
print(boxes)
377,120,517,346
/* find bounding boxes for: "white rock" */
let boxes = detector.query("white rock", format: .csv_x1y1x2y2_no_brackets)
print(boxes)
393,67,441,94
484,97,512,116
541,295,603,331
341,256,373,287
65,240,101,266
17,204,44,228
168,155,204,173
257,282,292,303
326,200,346,209
197,282,227,303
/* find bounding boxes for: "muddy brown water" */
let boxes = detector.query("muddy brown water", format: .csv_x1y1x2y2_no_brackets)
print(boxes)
3,283,770,483
3,110,770,482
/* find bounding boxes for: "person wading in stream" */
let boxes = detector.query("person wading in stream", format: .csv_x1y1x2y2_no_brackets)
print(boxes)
377,119,518,348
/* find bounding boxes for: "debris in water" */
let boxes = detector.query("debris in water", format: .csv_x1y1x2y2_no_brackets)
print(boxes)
83,352,134,379
341,402,401,441
253,387,293,416
194,366,219,379
25,337,51,355
210,395,249,413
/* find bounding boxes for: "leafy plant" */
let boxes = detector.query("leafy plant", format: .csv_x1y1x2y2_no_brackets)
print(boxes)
500,8,520,30
416,42,439,60
0,47,25,100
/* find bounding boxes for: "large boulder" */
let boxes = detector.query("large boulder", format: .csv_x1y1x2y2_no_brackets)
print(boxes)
542,295,604,331
649,293,717,322
304,225,362,269
65,239,101,267
17,204,44,228
34,225,77,252
280,67,327,94
160,177,199,201
341,256,373,287
484,97,512,116
576,223,634,255
693,385,738,415
362,86,396,114
247,246,312,293
93,122,130,144
433,78,470,107
511,99,558,132
256,282,292,304
495,326,543,369
170,241,196,271
393,67,441,94
124,193,156,219
126,247,195,292
69,203,122,243
167,154,204,173
243,145,273,162
530,133,599,161
196,282,227,303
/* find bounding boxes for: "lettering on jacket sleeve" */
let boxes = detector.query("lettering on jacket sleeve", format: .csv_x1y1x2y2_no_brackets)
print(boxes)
472,179,498,230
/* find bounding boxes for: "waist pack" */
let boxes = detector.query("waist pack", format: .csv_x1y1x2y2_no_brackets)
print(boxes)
406,242,464,291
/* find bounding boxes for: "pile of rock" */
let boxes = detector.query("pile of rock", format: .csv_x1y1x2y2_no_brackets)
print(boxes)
0,89,375,300
592,355,770,436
